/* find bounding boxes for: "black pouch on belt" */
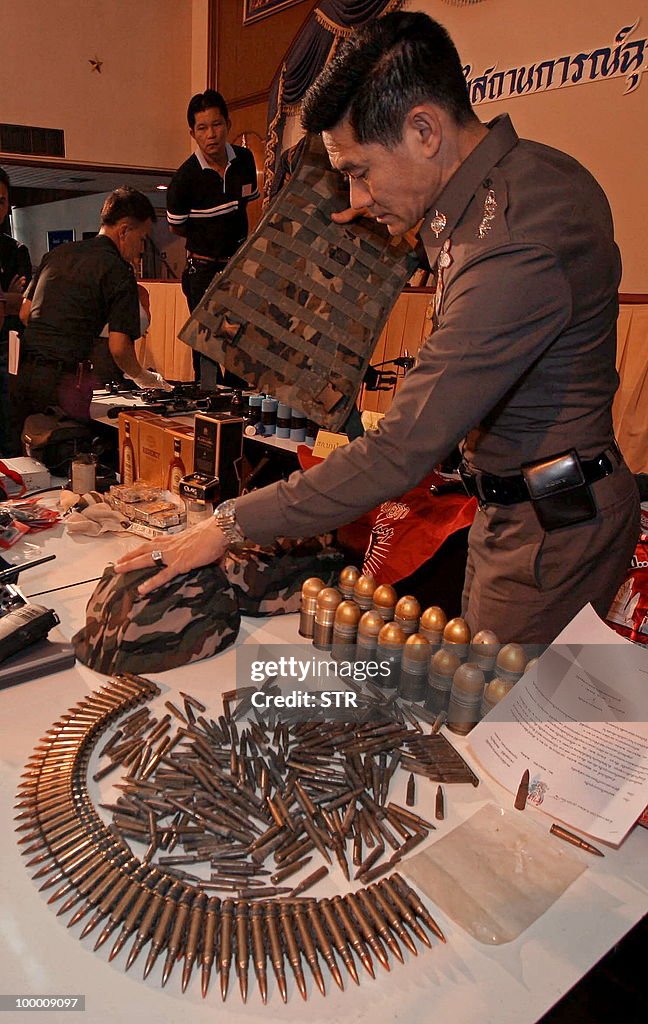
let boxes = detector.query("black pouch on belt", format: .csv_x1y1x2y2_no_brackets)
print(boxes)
521,450,597,532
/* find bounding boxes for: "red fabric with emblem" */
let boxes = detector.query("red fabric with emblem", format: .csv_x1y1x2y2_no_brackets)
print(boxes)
297,446,476,585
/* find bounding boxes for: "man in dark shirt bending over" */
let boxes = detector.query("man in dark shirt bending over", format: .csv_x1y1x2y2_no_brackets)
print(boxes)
8,186,171,454
167,89,258,387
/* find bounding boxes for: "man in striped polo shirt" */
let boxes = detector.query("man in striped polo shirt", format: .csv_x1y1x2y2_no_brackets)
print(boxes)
167,89,258,386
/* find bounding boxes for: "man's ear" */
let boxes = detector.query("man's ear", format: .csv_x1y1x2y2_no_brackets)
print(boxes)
407,105,442,158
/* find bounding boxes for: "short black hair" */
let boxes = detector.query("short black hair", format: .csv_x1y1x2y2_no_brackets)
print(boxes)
100,187,156,226
301,12,474,147
0,167,10,191
187,90,229,129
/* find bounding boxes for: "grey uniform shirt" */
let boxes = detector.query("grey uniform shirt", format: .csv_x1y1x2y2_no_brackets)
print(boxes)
235,115,621,546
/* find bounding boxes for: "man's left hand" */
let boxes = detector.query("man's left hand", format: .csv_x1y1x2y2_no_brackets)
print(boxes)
114,516,230,596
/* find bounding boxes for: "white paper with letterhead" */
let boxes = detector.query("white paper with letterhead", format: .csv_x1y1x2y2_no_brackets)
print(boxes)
468,605,648,844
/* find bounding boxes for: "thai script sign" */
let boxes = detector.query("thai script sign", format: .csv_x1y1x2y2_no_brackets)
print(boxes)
464,20,647,105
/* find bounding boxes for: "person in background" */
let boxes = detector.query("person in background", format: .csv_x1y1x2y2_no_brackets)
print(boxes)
8,186,171,454
116,12,639,646
0,167,32,454
167,89,258,388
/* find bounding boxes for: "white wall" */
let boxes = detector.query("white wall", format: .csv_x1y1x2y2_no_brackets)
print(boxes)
0,0,195,170
409,0,648,292
12,193,108,266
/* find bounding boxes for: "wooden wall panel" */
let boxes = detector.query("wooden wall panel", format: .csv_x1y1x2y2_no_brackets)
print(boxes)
212,0,317,113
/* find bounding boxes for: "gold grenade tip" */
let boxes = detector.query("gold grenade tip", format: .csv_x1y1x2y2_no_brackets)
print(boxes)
403,632,431,661
420,605,447,631
301,577,326,598
373,584,397,608
394,595,421,620
452,662,486,694
484,677,515,704
431,648,462,677
496,642,527,673
339,565,360,588
334,600,363,625
378,622,407,646
357,610,385,636
443,616,471,643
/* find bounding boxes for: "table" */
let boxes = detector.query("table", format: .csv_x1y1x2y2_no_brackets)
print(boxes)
1,523,647,1023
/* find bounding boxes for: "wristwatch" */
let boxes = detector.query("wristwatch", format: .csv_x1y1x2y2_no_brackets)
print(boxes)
213,498,246,548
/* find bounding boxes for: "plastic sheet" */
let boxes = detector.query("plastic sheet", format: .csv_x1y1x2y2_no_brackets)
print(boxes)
402,803,586,944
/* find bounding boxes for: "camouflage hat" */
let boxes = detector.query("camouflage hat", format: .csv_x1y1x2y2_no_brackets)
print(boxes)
222,533,345,616
72,563,240,674
179,132,418,431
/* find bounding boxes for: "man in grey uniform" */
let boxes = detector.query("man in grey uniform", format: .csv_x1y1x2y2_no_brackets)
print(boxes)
116,12,639,645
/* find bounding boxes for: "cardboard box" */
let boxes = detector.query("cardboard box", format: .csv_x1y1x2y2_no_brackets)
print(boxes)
137,416,168,488
193,413,244,500
162,424,195,495
117,411,156,485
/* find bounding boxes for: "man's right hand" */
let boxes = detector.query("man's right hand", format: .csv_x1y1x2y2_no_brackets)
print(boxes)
126,368,174,392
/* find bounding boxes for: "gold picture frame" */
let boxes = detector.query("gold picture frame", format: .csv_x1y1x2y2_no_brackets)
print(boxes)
243,0,305,26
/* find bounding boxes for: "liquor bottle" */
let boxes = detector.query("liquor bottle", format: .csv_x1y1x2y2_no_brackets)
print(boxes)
121,421,136,485
166,438,186,494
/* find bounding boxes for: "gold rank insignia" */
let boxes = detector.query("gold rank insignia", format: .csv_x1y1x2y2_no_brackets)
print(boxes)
430,210,447,238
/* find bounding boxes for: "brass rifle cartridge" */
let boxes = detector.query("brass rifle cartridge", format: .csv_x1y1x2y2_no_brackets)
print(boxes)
219,899,235,1001
200,895,221,998
264,901,288,1002
377,878,430,946
160,888,194,987
306,901,344,990
319,898,360,986
182,890,208,992
288,865,329,898
367,883,418,955
392,873,446,942
356,888,404,963
249,903,268,1004
109,870,162,962
233,901,248,1003
142,882,186,980
278,903,307,1000
344,891,390,970
125,878,170,971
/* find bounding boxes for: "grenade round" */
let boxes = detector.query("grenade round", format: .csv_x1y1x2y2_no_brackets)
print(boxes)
442,616,471,660
372,583,398,622
331,600,363,662
496,642,528,683
312,588,343,651
375,622,407,689
425,647,462,714
398,633,431,702
338,565,361,600
419,605,447,645
356,609,385,661
447,662,486,735
299,577,326,639
353,573,377,611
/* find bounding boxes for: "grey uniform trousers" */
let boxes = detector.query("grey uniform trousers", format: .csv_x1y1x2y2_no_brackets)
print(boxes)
461,462,640,644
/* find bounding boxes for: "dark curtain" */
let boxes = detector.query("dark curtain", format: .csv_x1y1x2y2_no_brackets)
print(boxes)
263,0,403,203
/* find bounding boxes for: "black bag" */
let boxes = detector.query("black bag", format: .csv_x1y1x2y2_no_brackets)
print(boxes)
21,407,93,473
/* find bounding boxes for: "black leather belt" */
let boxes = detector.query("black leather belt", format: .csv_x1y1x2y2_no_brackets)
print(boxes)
22,354,83,373
186,253,229,269
459,443,621,506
